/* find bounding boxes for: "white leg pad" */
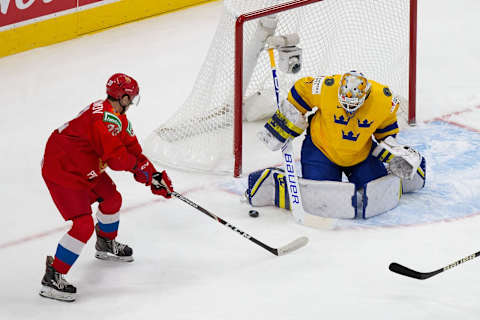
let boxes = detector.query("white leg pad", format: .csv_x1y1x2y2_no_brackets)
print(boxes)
361,174,402,219
299,179,357,219
246,168,357,218
246,169,403,219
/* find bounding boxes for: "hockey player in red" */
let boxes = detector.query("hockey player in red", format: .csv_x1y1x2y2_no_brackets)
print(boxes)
39,73,173,302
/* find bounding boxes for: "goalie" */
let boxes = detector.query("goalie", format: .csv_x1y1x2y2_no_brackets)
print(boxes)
246,71,426,219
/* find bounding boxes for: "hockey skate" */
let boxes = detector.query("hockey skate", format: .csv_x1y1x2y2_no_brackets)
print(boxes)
94,224,134,262
39,256,76,302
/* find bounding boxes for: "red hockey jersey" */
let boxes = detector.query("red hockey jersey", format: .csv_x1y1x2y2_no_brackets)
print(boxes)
42,99,145,190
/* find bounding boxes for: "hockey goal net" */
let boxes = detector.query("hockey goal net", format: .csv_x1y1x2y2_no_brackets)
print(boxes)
144,0,417,177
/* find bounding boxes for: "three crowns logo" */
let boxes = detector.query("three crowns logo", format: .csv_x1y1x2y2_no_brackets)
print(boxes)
342,131,360,141
334,114,349,125
358,119,374,128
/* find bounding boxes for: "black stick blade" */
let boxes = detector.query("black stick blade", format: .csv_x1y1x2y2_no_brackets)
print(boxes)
389,262,441,280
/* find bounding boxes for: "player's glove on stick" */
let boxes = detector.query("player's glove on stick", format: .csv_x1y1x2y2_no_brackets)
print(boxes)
151,171,173,198
132,154,156,186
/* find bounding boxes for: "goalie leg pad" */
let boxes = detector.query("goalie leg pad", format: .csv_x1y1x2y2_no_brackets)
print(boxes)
300,179,357,219
246,168,290,209
246,168,357,218
247,168,404,219
361,174,402,219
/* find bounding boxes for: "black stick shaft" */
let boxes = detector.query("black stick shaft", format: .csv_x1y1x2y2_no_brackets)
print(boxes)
172,192,280,256
390,250,480,280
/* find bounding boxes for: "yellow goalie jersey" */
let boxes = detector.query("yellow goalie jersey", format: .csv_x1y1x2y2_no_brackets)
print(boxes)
287,75,400,167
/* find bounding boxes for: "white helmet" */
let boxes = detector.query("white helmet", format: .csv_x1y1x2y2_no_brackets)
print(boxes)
338,71,371,114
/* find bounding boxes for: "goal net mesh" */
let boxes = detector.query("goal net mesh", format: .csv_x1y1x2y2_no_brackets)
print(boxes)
144,0,413,175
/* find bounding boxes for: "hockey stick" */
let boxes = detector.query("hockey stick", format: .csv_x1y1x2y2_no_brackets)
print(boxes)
267,48,304,224
267,48,334,229
389,250,480,280
172,191,308,256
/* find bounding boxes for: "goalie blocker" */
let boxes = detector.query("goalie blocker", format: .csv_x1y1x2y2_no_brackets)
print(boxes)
245,156,425,219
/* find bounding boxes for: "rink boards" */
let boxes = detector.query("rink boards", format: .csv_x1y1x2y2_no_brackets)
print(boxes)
0,0,213,58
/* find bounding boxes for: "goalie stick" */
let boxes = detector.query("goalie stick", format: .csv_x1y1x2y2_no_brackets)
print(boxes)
267,47,334,229
389,250,480,280
172,191,308,256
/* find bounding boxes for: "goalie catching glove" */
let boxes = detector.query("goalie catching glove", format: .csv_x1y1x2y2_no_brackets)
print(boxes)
373,136,424,180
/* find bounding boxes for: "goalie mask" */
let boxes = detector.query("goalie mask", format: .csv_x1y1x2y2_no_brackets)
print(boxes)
338,71,371,114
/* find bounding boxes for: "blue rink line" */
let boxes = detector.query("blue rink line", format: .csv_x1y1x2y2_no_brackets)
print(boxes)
222,121,480,229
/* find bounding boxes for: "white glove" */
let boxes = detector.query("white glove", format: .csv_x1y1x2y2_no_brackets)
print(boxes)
373,136,422,180
258,100,307,151
388,156,418,180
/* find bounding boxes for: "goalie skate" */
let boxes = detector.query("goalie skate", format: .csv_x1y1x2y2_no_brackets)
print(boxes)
39,256,76,302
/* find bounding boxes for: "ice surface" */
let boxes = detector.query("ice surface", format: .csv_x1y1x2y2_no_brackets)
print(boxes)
1,1,480,319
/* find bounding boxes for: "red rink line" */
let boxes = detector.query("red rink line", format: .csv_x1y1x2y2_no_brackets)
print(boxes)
427,105,480,133
0,188,200,250
0,226,69,249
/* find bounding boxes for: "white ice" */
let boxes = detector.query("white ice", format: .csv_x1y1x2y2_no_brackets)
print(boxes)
1,1,480,319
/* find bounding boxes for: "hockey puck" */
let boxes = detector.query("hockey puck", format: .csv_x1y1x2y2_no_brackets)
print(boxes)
249,210,259,218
